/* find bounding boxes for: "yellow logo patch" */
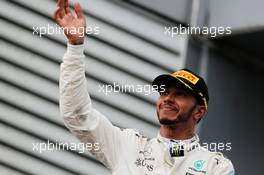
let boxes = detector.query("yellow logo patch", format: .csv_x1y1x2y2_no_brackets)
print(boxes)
172,70,199,85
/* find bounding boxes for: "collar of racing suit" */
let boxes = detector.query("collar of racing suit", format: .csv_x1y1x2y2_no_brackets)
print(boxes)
157,133,199,150
156,133,200,166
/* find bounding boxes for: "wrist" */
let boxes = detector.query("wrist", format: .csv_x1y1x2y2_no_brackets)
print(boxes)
69,39,84,45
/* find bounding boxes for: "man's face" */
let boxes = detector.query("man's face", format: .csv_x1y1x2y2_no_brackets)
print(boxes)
156,87,198,125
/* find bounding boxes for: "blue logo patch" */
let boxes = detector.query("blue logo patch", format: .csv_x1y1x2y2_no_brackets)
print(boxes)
194,160,205,170
228,171,235,175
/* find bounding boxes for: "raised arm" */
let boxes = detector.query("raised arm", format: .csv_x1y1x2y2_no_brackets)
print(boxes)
54,0,130,170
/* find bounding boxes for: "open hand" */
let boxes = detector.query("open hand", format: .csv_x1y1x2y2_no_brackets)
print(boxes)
54,0,86,45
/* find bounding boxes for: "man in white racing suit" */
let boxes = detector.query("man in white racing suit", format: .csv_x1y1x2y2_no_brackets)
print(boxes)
54,0,235,174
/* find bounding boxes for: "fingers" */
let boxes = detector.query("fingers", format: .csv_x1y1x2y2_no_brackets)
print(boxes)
53,6,62,24
65,0,71,14
56,0,67,16
74,3,84,19
57,0,64,8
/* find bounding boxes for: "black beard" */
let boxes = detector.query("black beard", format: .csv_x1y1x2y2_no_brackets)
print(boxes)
157,104,197,125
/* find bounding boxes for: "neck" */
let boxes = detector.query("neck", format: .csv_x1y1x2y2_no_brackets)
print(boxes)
159,123,195,140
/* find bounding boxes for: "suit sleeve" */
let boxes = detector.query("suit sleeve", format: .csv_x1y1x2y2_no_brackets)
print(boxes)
59,43,126,170
212,154,235,175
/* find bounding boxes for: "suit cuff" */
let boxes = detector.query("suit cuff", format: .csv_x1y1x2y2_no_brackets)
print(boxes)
63,43,85,62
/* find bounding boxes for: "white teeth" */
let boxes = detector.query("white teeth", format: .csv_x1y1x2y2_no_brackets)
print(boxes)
162,104,176,110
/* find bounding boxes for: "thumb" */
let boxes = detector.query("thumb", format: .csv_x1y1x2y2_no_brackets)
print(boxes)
74,3,84,19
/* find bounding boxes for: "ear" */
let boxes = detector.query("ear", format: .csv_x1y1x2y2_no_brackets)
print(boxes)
193,105,206,123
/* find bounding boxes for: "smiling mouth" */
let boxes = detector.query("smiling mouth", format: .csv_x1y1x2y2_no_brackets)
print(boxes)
161,104,178,111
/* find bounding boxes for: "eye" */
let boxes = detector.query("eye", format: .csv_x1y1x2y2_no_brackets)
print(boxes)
175,91,187,97
160,90,169,96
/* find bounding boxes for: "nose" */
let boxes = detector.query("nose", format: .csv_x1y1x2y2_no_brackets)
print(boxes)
164,93,174,103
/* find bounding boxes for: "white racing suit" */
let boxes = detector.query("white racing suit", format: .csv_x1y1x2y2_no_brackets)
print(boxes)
60,44,235,175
